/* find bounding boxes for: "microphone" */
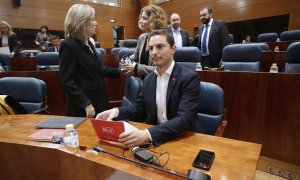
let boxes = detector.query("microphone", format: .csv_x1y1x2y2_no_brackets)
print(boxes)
92,146,190,179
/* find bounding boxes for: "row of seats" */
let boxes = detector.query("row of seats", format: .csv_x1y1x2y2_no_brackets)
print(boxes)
257,30,300,42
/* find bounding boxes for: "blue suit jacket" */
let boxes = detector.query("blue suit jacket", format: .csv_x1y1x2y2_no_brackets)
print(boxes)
117,63,200,146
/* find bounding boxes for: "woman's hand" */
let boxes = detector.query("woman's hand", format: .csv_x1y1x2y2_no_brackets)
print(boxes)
85,104,95,118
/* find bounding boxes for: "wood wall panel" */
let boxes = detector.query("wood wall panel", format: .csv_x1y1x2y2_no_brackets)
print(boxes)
159,0,300,36
0,0,140,48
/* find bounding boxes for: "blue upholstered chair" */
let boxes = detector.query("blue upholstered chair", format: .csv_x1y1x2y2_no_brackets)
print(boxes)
18,50,41,57
196,82,226,136
95,41,101,48
251,43,270,51
118,48,136,61
174,47,201,70
95,48,106,57
0,53,11,71
257,32,278,42
121,76,143,107
111,47,123,56
280,30,300,41
119,39,138,48
35,52,59,70
221,44,262,72
0,77,47,113
284,42,300,73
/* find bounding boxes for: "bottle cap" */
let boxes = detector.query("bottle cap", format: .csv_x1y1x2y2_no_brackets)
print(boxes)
272,63,277,66
65,124,74,130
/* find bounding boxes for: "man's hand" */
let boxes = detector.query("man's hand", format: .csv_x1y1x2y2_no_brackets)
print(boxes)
95,108,119,120
85,104,95,118
119,130,151,148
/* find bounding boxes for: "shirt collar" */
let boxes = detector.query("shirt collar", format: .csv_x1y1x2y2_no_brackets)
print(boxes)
171,27,181,33
154,60,175,77
207,18,213,26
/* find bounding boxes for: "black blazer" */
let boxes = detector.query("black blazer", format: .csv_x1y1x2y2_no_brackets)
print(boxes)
0,34,18,54
117,63,200,146
194,20,230,67
168,27,190,47
59,38,120,117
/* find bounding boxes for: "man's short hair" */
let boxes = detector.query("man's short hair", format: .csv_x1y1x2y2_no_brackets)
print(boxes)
201,7,213,13
51,35,60,40
148,29,175,47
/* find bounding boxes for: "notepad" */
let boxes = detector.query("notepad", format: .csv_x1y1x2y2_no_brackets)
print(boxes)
27,129,65,142
36,116,86,129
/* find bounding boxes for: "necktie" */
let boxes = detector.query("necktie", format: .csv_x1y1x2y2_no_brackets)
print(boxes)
202,25,209,55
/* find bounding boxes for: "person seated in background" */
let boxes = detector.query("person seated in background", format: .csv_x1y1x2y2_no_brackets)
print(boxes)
35,25,52,49
0,20,18,57
96,29,200,147
47,35,61,52
121,5,167,77
167,13,190,47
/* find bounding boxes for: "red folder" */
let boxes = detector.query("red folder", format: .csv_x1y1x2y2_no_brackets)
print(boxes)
91,119,125,142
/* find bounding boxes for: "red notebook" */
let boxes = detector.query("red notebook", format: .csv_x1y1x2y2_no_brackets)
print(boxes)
27,129,65,142
91,119,137,142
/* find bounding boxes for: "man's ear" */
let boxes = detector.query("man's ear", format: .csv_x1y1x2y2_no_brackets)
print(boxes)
171,44,176,55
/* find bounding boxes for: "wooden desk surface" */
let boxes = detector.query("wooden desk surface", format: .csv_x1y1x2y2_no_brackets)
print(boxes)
0,115,261,179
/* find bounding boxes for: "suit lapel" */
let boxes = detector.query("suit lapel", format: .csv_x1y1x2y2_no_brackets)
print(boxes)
148,74,158,123
209,21,216,41
166,63,179,103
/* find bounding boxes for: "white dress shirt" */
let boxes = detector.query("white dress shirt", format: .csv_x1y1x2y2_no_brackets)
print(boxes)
172,27,183,48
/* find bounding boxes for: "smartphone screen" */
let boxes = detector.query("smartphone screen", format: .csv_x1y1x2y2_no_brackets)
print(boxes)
192,150,215,170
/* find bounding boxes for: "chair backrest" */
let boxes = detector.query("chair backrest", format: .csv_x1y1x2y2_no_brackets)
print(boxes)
174,47,201,70
95,48,106,58
118,48,136,61
0,77,47,113
257,32,278,42
121,76,143,107
221,44,261,72
119,39,138,48
35,52,59,70
18,50,41,57
251,42,270,51
95,41,101,48
280,30,300,41
111,47,123,56
285,42,300,73
0,53,11,71
197,82,224,135
228,33,234,44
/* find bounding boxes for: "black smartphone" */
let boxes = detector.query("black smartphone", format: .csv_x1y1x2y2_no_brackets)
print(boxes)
192,150,215,170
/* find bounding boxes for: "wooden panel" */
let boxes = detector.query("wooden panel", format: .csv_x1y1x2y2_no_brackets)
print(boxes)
198,71,300,166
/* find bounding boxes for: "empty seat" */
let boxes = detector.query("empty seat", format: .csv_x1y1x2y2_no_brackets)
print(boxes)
0,53,11,71
118,48,136,61
119,39,138,48
196,82,226,135
121,76,143,107
284,42,300,73
95,48,106,57
280,30,300,41
18,50,41,57
174,47,201,70
35,52,59,70
111,47,123,56
257,32,278,42
0,77,47,113
95,41,101,48
221,44,262,72
251,42,270,51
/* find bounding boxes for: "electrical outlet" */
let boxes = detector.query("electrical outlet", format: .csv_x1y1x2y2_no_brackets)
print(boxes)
267,165,298,180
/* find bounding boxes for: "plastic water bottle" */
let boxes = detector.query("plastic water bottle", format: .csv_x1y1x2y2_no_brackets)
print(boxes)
196,62,202,71
274,46,279,52
270,63,278,73
63,124,79,149
29,53,34,57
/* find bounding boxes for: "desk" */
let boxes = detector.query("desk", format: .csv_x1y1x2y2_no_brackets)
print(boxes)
0,115,261,179
10,56,37,71
261,51,286,72
267,41,294,51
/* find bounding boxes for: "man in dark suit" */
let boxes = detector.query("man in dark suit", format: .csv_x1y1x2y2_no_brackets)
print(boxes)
193,7,230,68
47,35,61,52
96,29,200,147
168,13,190,47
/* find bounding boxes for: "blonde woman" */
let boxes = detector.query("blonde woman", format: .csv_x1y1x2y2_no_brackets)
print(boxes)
0,21,18,57
122,5,167,76
59,4,120,118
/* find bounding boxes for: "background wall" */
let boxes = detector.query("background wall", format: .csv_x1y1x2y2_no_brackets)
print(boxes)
0,0,140,48
158,0,300,37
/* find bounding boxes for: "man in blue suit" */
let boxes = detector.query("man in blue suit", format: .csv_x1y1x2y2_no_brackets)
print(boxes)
47,35,61,52
96,29,200,147
193,7,230,68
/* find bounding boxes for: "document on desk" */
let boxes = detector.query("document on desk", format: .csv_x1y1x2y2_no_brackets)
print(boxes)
27,129,65,142
91,119,137,142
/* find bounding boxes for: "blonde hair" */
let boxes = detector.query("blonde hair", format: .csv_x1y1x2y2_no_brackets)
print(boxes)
140,5,167,32
0,21,15,37
64,4,95,42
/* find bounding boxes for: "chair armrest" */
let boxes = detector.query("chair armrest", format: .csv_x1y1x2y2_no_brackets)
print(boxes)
214,108,228,136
